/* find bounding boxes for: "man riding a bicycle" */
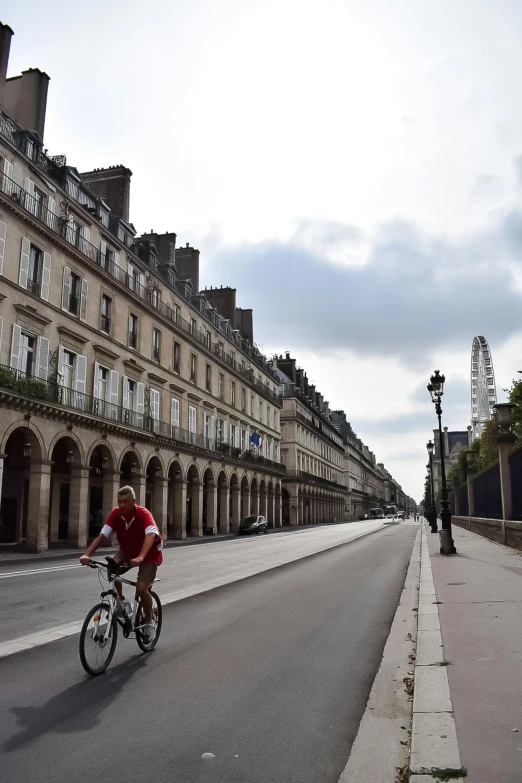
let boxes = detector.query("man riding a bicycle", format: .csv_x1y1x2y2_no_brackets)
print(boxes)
80,485,163,641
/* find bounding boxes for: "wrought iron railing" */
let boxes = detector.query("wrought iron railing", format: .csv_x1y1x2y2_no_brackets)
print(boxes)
0,169,282,405
0,363,284,466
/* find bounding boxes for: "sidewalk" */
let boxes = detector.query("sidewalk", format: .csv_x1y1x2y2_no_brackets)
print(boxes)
423,522,522,783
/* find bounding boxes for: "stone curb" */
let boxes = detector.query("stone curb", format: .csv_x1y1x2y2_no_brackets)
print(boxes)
0,523,385,661
409,525,464,782
337,525,421,783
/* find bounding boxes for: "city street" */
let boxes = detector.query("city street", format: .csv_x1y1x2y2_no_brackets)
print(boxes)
0,522,417,783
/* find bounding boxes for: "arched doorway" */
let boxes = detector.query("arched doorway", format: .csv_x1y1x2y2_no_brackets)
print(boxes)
250,477,259,516
267,481,274,528
259,479,267,518
49,435,83,546
240,475,250,521
275,484,282,527
203,467,217,535
145,455,167,536
119,450,142,500
282,487,290,526
88,444,115,539
0,426,43,547
230,473,240,534
167,460,184,539
217,470,229,534
186,464,202,537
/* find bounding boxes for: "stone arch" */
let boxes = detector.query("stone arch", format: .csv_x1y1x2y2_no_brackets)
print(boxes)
0,424,45,547
144,454,165,529
240,474,250,520
47,429,85,466
202,466,217,535
167,459,184,540
145,451,166,476
118,447,143,474
1,419,45,460
86,439,116,469
250,476,260,516
229,472,240,534
259,479,267,518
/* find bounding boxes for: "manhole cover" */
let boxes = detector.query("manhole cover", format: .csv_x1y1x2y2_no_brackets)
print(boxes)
447,582,466,585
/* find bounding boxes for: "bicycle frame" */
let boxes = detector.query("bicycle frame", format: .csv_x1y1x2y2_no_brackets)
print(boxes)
87,559,156,640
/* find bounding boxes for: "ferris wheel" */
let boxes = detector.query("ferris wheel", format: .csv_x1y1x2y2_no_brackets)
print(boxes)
471,336,497,440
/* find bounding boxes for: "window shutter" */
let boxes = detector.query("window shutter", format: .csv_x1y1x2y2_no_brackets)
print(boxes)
58,345,65,382
210,415,215,440
41,252,51,301
100,240,107,268
0,220,5,275
36,336,50,381
47,196,55,229
80,278,88,321
93,361,100,399
136,382,145,414
139,273,146,296
75,354,87,395
150,388,160,420
3,159,13,195
61,266,71,309
19,238,30,289
127,262,134,289
171,397,180,427
23,178,36,215
66,216,75,245
223,420,228,443
109,370,119,402
10,324,21,370
113,251,120,280
122,376,129,410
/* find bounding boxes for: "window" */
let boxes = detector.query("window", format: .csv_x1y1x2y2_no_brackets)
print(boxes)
204,411,212,440
34,186,45,219
171,397,180,428
191,318,197,336
101,244,115,271
190,353,197,382
267,405,271,428
205,330,211,349
61,266,86,318
218,341,224,356
173,304,180,323
122,375,145,427
241,428,247,452
219,372,224,399
151,288,159,308
27,245,42,296
216,418,223,443
231,380,236,406
241,387,246,412
231,351,236,367
230,423,237,448
205,363,212,393
241,360,246,374
129,313,138,348
173,341,181,374
128,264,140,292
19,332,36,376
101,294,112,333
189,405,197,442
259,400,264,424
153,328,161,362
251,394,255,416
127,378,136,411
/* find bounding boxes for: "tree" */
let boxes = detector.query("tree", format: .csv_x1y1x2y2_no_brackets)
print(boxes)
505,371,522,443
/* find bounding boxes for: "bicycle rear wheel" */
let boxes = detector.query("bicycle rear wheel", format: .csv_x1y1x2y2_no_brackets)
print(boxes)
135,591,162,652
79,602,118,675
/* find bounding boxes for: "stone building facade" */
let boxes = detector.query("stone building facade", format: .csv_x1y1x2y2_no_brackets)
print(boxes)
0,24,285,551
272,354,347,525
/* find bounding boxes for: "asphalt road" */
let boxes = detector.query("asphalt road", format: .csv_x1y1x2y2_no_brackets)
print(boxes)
0,521,386,644
0,523,417,783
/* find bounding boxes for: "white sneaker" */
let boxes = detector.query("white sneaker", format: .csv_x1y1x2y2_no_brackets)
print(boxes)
123,600,133,618
142,621,156,642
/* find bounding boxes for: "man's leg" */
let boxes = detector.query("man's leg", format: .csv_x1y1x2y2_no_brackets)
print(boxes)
113,550,128,601
136,562,157,623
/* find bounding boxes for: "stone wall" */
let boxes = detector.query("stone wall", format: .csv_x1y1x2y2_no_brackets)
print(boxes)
453,515,522,551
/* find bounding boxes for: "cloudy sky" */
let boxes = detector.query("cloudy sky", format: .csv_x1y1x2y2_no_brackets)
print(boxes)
5,0,522,500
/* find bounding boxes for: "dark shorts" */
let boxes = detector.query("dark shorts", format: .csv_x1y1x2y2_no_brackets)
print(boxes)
115,551,157,585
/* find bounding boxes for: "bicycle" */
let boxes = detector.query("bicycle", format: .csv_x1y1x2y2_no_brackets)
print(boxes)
79,556,162,676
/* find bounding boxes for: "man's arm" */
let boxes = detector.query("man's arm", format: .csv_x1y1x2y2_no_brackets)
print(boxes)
79,532,111,565
129,532,156,566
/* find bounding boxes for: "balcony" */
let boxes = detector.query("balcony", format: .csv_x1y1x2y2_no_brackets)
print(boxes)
284,469,346,490
0,169,282,406
0,364,285,470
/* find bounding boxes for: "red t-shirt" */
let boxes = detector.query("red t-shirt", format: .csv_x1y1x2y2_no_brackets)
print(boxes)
102,505,163,565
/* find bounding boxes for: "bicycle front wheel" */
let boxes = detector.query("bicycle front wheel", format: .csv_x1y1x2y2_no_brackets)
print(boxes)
79,602,118,675
135,591,162,652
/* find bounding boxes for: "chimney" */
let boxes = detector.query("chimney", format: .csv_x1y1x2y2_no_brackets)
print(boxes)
175,244,200,292
3,67,50,141
277,354,297,383
203,286,237,321
0,22,13,106
235,307,253,345
79,165,132,222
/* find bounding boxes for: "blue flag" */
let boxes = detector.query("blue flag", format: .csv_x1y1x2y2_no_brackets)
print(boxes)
250,431,260,447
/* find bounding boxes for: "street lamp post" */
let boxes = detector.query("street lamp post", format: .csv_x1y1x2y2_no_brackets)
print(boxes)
426,441,438,533
427,370,456,555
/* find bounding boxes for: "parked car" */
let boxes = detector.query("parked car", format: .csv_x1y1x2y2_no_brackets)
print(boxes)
238,515,268,535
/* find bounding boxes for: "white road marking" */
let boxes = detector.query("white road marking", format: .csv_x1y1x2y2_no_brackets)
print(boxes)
0,564,81,579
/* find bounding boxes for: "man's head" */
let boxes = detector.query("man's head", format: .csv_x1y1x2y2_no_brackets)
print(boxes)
118,486,136,515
